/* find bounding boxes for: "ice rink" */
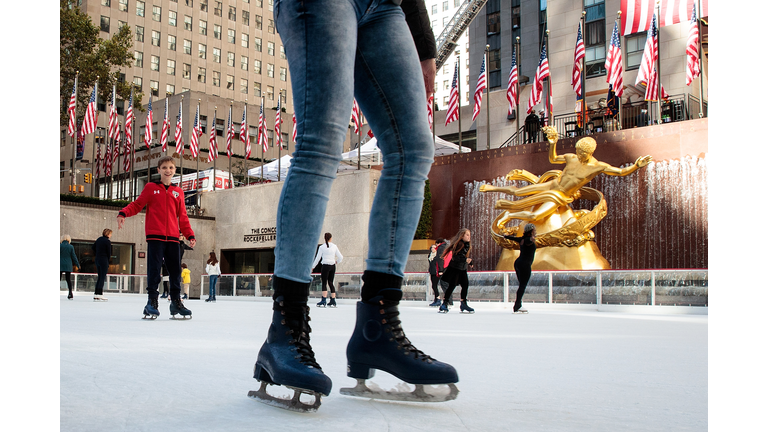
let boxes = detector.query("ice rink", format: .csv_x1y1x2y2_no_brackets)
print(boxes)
59,294,707,431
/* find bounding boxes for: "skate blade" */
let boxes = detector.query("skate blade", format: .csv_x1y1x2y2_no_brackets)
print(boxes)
142,315,158,320
248,381,322,413
340,379,459,403
169,315,192,320
93,299,109,302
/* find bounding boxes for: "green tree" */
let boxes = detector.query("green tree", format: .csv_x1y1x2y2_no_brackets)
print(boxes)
414,180,433,240
60,0,143,127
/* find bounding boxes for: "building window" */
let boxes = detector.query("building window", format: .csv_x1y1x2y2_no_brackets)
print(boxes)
184,15,192,31
267,41,274,56
167,59,176,75
486,0,501,89
241,55,249,71
584,0,606,77
443,1,449,11
186,0,193,6
118,0,127,12
136,1,144,17
214,1,222,16
241,78,248,94
183,63,191,79
241,33,249,48
151,30,160,46
280,45,285,59
268,0,273,12
133,76,142,90
227,75,235,90
199,20,207,36
168,34,177,51
267,63,274,78
253,59,262,74
255,15,262,30
625,32,646,70
150,55,160,71
213,71,221,87
268,19,274,34
266,85,274,100
183,39,191,54
200,0,208,12
167,83,176,95
213,47,221,63
242,10,249,26
134,51,143,67
198,43,207,59
169,10,177,27
254,0,263,6
253,82,261,97
213,24,221,40
254,37,262,52
228,29,235,43
279,66,287,81
118,20,127,30
228,6,236,21
150,80,159,97
431,4,437,14
100,16,110,33
135,25,144,42
198,67,206,83
227,52,235,67
152,5,161,22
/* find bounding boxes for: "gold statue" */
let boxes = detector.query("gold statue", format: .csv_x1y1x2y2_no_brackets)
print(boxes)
480,126,652,270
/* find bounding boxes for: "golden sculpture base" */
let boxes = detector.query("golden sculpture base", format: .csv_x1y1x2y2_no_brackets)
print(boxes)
496,241,611,271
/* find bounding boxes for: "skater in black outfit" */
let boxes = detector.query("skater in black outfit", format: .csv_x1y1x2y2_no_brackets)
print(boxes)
504,223,537,313
92,229,112,301
311,233,343,308
438,229,475,313
60,235,80,300
427,239,447,306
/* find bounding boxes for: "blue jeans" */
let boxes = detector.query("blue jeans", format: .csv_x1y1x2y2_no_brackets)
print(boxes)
208,274,218,299
273,0,434,284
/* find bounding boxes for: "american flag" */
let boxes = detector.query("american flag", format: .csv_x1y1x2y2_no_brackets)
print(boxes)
644,63,668,102
621,0,708,36
635,13,667,101
275,97,283,149
104,140,111,176
445,62,459,126
572,22,586,97
685,3,700,86
292,113,297,142
190,103,202,157
207,109,218,163
144,96,153,149
67,80,77,137
113,126,121,165
125,90,133,148
507,46,518,115
427,94,434,129
226,106,234,158
81,85,97,135
351,99,361,134
123,121,132,172
605,22,624,97
258,99,268,153
160,98,169,151
108,86,119,141
526,44,550,114
95,144,101,178
240,106,251,159
175,102,184,155
472,56,487,122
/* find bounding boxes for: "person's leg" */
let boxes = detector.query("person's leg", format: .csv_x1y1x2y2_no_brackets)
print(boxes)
145,241,164,314
95,261,106,295
64,271,73,298
209,275,217,300
327,265,336,298
320,265,330,298
459,271,469,302
164,242,182,301
513,263,531,311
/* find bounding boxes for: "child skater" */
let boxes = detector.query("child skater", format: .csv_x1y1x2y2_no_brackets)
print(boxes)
438,229,475,313
117,156,196,319
504,223,537,313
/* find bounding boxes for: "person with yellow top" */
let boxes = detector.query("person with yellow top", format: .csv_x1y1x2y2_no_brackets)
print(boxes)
181,263,191,300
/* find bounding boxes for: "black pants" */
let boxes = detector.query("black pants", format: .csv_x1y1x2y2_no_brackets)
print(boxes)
61,271,72,292
320,264,336,294
429,273,441,300
441,267,469,302
514,260,532,310
147,240,182,301
95,259,109,295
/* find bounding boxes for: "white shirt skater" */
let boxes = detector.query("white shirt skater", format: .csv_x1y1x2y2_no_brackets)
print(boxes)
312,242,343,268
206,262,221,275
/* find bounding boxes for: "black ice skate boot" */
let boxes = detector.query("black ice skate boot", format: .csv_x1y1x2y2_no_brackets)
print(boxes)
328,297,337,308
170,299,192,320
249,278,331,412
438,299,449,313
429,298,441,307
460,300,475,314
342,272,459,402
316,296,327,307
143,297,160,320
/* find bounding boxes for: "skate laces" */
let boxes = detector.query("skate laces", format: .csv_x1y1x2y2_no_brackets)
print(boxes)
379,301,434,363
279,301,322,369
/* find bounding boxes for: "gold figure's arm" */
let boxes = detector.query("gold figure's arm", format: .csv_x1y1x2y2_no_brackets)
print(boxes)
542,126,565,165
603,155,653,176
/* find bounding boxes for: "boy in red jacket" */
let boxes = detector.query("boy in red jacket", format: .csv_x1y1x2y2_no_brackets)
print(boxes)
117,156,196,319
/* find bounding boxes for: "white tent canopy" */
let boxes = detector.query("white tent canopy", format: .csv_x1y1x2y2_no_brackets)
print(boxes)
248,136,471,180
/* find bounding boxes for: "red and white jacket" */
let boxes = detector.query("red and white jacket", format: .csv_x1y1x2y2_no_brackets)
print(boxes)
119,182,195,243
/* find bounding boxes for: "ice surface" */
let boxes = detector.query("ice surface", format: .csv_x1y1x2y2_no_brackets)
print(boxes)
60,294,707,431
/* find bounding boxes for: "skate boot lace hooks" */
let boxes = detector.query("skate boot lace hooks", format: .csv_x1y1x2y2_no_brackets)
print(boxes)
280,302,322,369
379,300,434,363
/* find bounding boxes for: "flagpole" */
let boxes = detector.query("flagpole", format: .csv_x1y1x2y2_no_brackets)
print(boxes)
196,99,201,207
180,95,185,191
515,37,520,146
696,0,704,118
483,44,490,150
91,77,99,198
245,98,250,186
358,111,363,170
213,105,217,192
456,50,462,154
655,2,662,124
229,101,233,188
616,11,623,130
128,87,134,200
277,92,282,181
70,72,78,193
117,123,123,200
545,30,551,128
580,13,587,134
260,95,265,183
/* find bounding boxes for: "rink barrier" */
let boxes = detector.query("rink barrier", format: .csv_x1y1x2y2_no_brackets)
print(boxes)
62,269,707,307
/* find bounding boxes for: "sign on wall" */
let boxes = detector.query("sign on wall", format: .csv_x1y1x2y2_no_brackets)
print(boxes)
244,226,277,243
